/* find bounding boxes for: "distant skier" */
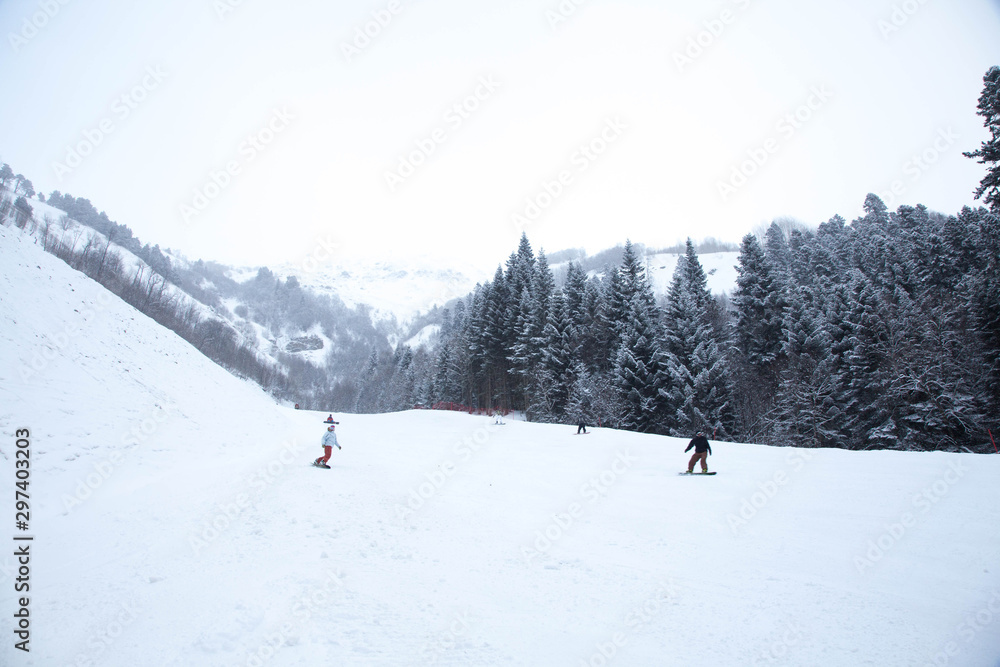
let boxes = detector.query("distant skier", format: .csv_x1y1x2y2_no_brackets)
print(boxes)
685,432,712,473
313,423,341,469
493,410,505,425
576,419,588,434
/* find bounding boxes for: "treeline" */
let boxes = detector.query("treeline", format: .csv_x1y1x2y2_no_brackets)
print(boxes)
397,199,997,452
0,180,287,393
732,198,997,451
45,191,178,282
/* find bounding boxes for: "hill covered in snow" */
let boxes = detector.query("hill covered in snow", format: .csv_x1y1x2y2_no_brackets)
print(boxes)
2,217,1000,666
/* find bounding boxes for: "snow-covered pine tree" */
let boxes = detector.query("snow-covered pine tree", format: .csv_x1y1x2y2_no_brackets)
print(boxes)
660,240,733,437
963,66,1000,213
772,284,837,448
964,68,1000,426
563,261,588,329
764,222,792,284
611,243,663,433
503,234,536,396
976,211,1000,417
465,282,491,407
532,250,555,326
485,265,513,408
840,281,898,449
563,261,601,374
613,298,662,433
618,240,651,305
731,233,788,437
600,241,648,367
507,232,537,299
508,287,539,412
533,291,577,421
812,215,848,287
579,274,606,372
733,234,787,374
596,265,626,371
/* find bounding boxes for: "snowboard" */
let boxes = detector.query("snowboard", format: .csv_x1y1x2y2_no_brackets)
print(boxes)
311,461,331,469
679,471,716,475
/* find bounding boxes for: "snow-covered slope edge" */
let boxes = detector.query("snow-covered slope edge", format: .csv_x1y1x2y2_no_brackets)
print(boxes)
0,223,303,664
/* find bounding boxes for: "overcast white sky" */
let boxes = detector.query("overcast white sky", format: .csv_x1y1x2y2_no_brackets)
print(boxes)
2,0,999,269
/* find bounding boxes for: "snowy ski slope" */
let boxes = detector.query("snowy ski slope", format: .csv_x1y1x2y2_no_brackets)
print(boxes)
1,224,999,666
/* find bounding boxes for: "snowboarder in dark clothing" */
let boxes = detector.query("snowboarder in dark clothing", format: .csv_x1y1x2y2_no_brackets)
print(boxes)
577,419,588,434
685,432,712,473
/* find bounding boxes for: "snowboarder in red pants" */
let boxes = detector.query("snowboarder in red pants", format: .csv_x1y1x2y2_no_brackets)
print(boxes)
314,424,341,468
685,432,712,473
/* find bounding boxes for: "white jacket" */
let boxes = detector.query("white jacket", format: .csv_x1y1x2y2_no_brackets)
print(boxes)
321,430,340,449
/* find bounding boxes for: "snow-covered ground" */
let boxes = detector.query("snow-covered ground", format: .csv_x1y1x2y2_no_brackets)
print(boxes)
2,223,1000,666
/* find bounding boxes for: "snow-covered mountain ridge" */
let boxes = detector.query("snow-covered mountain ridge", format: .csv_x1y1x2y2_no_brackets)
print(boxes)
233,249,740,326
266,256,492,324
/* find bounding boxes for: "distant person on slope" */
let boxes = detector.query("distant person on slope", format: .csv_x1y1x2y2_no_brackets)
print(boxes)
685,432,712,473
314,423,341,469
577,419,588,434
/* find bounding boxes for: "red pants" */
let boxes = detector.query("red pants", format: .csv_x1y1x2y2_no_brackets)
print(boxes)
688,451,708,472
316,446,332,465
